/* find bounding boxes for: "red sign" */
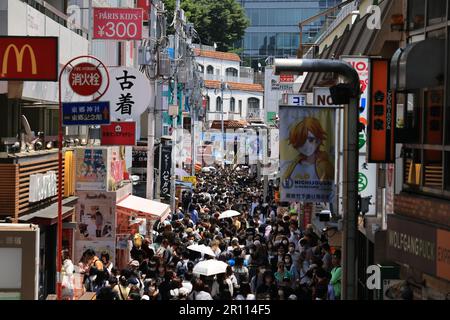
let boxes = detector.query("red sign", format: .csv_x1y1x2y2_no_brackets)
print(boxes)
137,0,150,21
0,36,58,81
69,62,103,96
279,74,294,83
101,121,136,146
368,59,395,163
93,8,143,40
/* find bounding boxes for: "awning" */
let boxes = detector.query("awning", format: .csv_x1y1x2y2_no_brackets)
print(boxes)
116,195,171,221
19,197,77,225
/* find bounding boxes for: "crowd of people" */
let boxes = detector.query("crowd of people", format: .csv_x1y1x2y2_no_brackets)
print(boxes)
74,165,342,300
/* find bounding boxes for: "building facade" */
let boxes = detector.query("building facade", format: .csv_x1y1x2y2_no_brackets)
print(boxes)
236,0,342,68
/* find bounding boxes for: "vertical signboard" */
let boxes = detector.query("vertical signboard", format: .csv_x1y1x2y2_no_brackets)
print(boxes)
342,56,377,215
160,145,172,199
368,59,395,163
279,106,335,202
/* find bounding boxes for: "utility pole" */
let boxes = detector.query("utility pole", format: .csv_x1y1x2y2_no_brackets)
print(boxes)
171,0,181,214
221,81,225,166
273,58,360,300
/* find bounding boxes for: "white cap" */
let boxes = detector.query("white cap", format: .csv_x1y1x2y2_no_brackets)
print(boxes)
141,295,150,300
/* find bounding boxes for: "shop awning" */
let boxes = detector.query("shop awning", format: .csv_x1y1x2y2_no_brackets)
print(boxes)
116,195,171,221
18,196,78,225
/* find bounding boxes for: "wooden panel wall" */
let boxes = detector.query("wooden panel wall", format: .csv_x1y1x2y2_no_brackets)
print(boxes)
0,164,19,219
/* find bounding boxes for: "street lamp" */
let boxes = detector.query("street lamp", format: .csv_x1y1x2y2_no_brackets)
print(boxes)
274,58,360,300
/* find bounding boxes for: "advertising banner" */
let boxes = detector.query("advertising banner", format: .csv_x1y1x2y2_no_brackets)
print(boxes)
101,121,136,146
93,7,143,40
75,148,108,190
75,240,116,266
75,191,116,241
279,106,335,202
0,36,58,81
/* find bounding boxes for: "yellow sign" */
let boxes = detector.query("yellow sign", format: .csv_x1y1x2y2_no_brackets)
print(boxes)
182,176,197,185
1,44,37,77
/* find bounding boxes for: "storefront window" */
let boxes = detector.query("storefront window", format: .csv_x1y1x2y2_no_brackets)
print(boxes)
408,0,425,30
445,152,450,191
404,148,421,186
423,150,443,190
428,0,446,25
424,89,443,145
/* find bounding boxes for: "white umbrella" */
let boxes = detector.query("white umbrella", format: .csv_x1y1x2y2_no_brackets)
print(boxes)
187,244,216,257
219,210,241,219
193,259,228,276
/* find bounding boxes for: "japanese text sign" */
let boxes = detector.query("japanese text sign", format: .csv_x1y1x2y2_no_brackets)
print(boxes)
101,121,136,146
368,59,395,163
103,67,151,121
0,36,58,81
69,62,103,96
160,145,172,199
62,101,110,126
132,146,148,168
93,7,143,40
279,74,294,83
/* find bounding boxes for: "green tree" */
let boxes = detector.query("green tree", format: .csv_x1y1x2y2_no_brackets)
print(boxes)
163,0,249,52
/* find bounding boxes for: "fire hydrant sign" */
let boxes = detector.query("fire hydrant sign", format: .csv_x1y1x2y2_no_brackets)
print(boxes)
93,7,143,40
69,62,102,96
101,121,136,146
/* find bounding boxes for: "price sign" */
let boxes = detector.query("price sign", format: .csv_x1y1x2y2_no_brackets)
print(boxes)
93,7,143,40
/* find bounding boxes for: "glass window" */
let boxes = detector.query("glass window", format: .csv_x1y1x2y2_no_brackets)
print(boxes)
408,0,425,30
226,68,238,77
230,97,235,113
423,150,443,190
428,0,446,25
424,89,443,145
216,97,222,112
206,96,210,111
207,65,214,75
259,9,268,26
239,100,242,115
248,97,260,110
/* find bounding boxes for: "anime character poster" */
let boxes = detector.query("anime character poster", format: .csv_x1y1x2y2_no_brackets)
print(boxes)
75,148,108,190
75,191,116,241
279,107,335,203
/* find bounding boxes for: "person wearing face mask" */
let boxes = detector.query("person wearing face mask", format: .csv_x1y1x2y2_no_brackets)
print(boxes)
250,265,267,294
282,117,334,182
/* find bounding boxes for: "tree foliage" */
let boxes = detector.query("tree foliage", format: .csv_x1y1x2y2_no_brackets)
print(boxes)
163,0,249,52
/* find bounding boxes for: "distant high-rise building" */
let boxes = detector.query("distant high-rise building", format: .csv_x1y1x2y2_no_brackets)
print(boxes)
236,0,342,68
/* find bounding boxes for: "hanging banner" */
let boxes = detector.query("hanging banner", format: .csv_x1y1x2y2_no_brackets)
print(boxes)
101,121,136,146
368,59,395,163
93,7,143,40
160,145,172,199
279,106,335,202
0,36,58,81
102,67,151,121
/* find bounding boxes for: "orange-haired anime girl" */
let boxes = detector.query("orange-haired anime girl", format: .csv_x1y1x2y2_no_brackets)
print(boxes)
283,117,334,181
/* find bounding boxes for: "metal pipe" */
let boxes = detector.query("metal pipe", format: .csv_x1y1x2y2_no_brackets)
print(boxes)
274,58,360,300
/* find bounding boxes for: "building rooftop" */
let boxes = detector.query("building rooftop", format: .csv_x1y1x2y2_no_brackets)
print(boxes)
194,48,241,62
204,80,264,93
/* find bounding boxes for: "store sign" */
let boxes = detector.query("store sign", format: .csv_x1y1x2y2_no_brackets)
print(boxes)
341,56,370,152
101,121,136,146
160,145,172,199
69,62,103,96
29,171,57,202
386,215,436,277
313,87,337,106
0,36,58,81
368,59,395,163
437,229,450,281
137,0,150,21
62,101,110,126
102,67,151,121
182,176,197,185
279,74,294,83
283,94,307,106
93,7,143,40
132,146,147,168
